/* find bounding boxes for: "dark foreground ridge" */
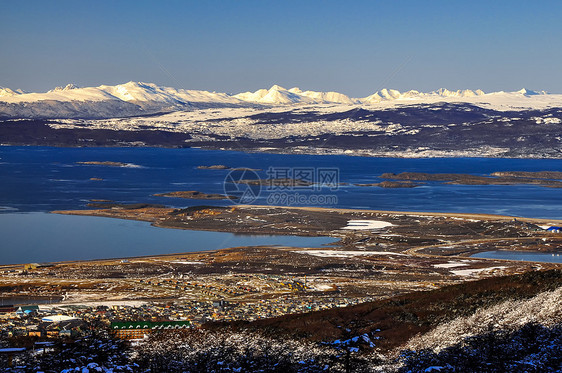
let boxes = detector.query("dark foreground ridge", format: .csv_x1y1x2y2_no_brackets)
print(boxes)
208,269,562,352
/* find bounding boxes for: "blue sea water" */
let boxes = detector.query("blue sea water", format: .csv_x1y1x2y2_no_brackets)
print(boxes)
1,146,561,263
1,146,561,218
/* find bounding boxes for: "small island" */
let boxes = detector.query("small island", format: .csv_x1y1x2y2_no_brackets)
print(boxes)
198,165,262,171
236,178,313,187
380,171,562,188
355,181,420,188
77,161,129,167
154,191,237,200
197,165,231,170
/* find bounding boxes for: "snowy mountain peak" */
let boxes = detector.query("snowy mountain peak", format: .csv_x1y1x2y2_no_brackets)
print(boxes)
363,88,488,103
233,85,356,105
432,88,484,97
50,83,80,92
269,84,286,91
381,89,402,99
261,85,302,104
300,90,355,104
0,87,23,97
1,82,560,120
517,88,546,96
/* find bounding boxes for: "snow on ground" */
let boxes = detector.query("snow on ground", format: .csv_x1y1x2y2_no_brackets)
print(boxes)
341,220,395,230
42,315,77,322
405,286,562,352
3,82,562,124
310,283,336,291
3,82,561,111
450,266,507,276
121,163,143,168
449,217,481,222
170,261,204,265
41,297,148,309
39,299,148,310
294,250,405,258
31,90,562,159
0,81,243,105
433,262,469,268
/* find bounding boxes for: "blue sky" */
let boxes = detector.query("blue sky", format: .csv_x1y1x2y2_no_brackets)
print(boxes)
1,1,561,96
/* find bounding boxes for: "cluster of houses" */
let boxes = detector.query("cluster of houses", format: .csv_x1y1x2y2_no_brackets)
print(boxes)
0,305,85,339
0,294,373,342
146,273,309,298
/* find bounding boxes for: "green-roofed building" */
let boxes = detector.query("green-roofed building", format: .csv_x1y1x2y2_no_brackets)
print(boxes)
110,320,191,339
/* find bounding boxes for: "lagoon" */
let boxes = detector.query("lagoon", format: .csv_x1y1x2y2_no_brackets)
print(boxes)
472,250,562,264
0,213,333,265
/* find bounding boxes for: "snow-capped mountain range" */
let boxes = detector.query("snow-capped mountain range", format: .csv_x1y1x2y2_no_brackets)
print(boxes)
0,81,559,119
2,81,562,159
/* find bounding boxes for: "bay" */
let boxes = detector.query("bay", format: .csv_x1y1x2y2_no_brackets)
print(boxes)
1,146,562,264
0,146,561,218
0,213,333,264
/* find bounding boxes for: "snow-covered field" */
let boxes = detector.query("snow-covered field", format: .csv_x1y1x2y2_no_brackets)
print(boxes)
294,249,406,258
341,220,395,230
433,261,469,268
451,266,507,277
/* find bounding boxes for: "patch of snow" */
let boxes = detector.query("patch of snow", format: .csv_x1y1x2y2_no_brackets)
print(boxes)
294,250,405,258
406,286,562,353
312,284,336,291
341,220,394,230
433,262,469,268
170,261,204,265
451,266,507,276
42,315,78,322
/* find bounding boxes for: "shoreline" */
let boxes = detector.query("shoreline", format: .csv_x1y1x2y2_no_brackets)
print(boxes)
44,204,562,263
52,204,562,226
0,204,559,269
234,204,562,225
2,204,561,312
3,143,562,160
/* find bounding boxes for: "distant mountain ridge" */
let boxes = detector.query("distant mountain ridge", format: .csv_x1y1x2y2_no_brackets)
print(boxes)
0,81,558,119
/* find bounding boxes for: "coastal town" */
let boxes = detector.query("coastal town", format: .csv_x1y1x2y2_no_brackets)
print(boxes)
3,0,562,370
1,295,375,340
1,202,562,371
2,205,562,357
